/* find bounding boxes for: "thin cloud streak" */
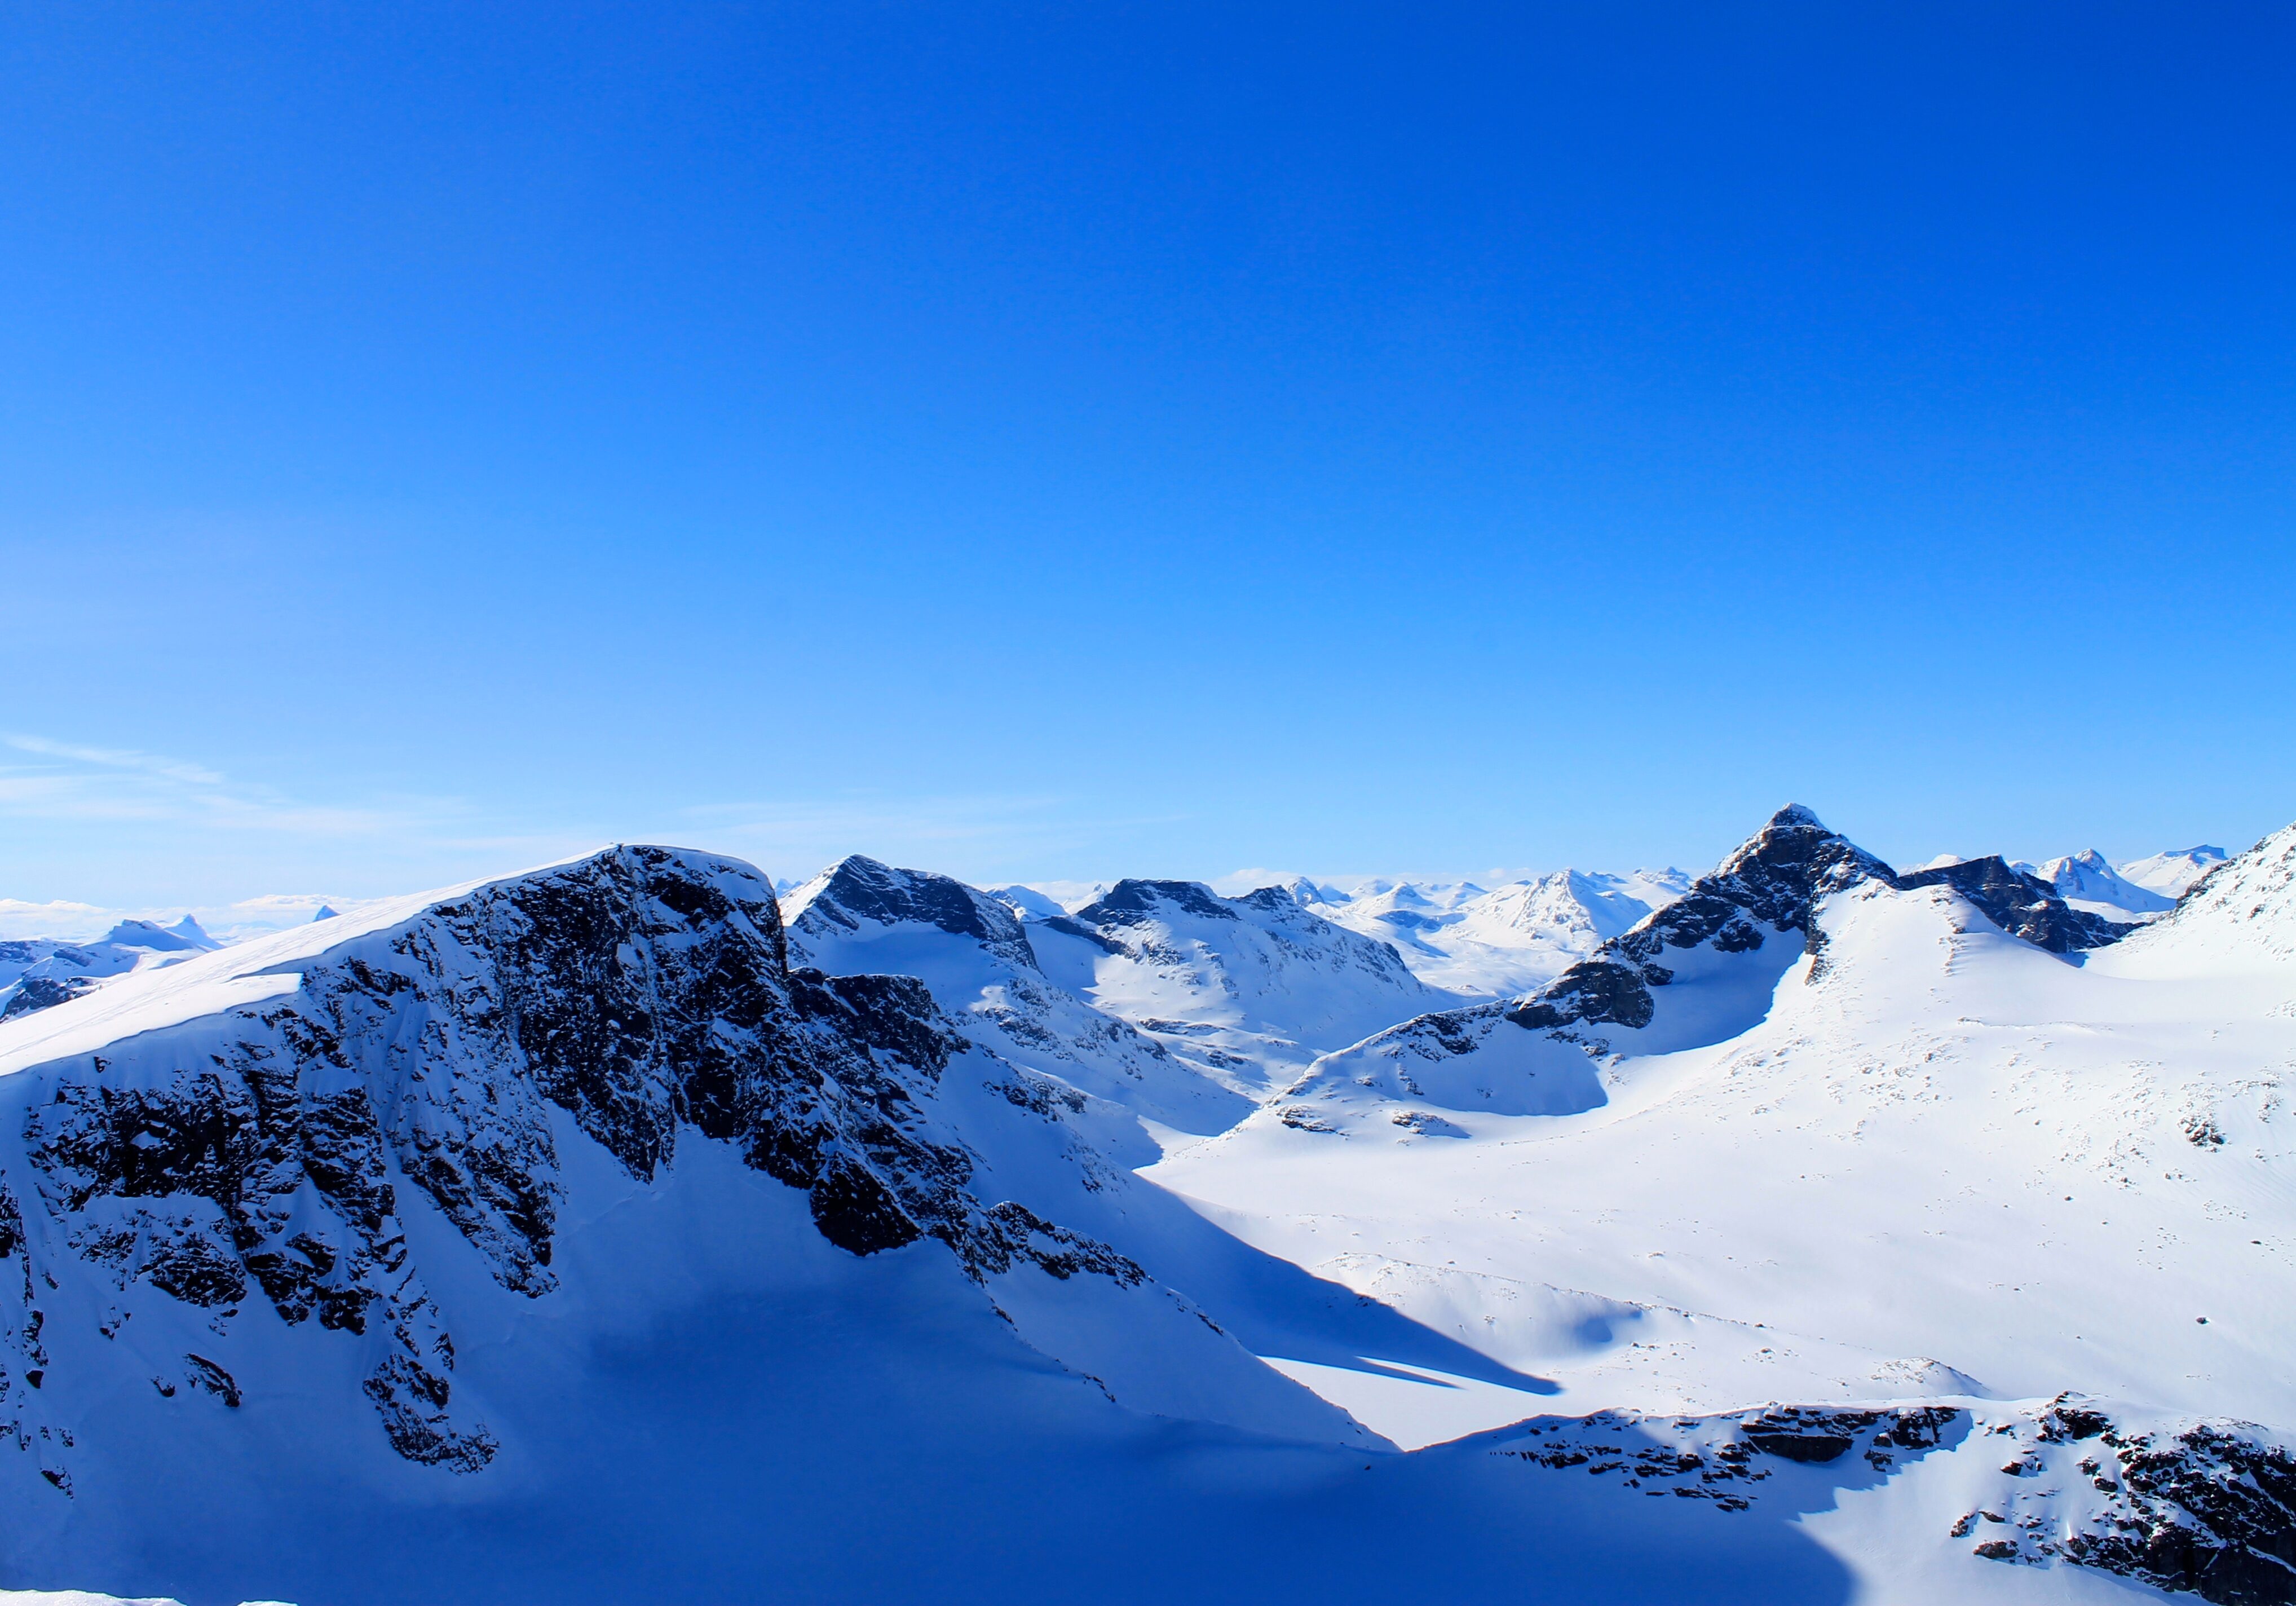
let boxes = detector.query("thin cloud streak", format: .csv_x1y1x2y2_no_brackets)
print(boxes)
0,733,461,837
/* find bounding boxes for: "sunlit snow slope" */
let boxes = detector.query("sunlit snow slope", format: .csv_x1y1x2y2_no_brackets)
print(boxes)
1156,812,2295,1447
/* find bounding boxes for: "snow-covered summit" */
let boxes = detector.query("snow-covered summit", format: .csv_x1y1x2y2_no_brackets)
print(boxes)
784,853,1035,968
3,814,2295,1604
1268,806,2135,1130
2026,848,2175,918
0,842,1389,1583
100,916,216,953
2118,844,2231,899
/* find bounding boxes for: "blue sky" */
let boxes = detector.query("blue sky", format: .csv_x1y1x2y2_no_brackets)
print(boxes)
3,1,2291,911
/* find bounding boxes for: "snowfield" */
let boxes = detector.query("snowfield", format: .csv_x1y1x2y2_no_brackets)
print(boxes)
0,812,2286,1604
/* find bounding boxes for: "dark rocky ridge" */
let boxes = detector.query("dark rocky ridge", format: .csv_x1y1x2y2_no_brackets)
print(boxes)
1896,855,2135,953
1,976,99,1021
782,856,1216,1122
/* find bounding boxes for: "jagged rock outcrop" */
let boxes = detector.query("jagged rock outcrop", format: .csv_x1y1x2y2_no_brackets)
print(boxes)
1965,1397,2296,1605
787,855,1037,973
1486,1395,2296,1604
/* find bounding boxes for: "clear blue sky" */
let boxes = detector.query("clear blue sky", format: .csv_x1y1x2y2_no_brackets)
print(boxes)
3,2,2291,908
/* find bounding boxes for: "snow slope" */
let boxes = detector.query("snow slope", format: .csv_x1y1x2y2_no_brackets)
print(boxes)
1154,810,2296,1463
2109,820,2296,975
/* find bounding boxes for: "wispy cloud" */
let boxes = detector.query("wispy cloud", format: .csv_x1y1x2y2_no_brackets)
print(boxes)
0,733,449,837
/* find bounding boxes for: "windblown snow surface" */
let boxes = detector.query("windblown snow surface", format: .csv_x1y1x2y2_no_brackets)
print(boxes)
0,814,2289,1605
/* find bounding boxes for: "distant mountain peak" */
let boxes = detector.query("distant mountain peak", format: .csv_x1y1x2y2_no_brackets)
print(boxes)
2026,850,2174,918
1077,879,1238,924
98,916,216,952
785,854,1030,958
2119,844,2232,899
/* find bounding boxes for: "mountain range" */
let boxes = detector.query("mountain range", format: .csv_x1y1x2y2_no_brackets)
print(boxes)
0,814,2284,1605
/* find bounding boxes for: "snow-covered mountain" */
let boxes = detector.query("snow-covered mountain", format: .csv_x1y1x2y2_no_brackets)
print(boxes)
2119,844,2231,899
2020,849,2176,919
0,818,2290,1605
0,917,219,1021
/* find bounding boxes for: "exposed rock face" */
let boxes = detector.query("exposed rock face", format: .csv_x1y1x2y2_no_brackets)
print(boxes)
0,846,1157,1480
1501,806,1893,1036
1080,879,1244,926
1492,1402,1965,1511
0,974,100,1021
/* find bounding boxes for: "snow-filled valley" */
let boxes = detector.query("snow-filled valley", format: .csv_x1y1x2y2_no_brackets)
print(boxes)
0,814,2289,1605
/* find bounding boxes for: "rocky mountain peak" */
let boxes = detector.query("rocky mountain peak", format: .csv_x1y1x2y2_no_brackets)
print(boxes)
1702,805,1897,930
